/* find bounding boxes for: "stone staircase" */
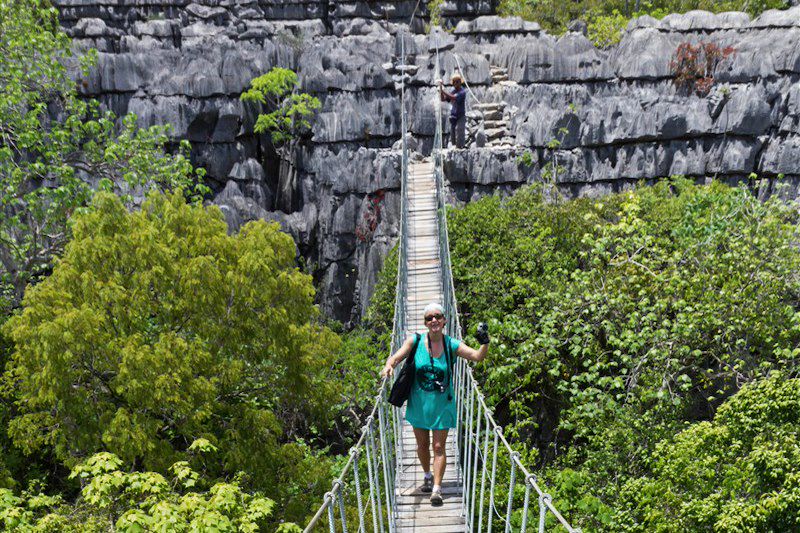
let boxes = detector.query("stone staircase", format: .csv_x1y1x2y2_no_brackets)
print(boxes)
490,64,509,84
465,65,516,148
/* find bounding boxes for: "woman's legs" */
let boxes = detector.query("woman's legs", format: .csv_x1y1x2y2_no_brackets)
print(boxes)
413,427,431,474
432,429,449,487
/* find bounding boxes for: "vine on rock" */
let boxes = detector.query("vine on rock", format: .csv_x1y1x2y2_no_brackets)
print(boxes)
356,189,385,242
670,41,736,96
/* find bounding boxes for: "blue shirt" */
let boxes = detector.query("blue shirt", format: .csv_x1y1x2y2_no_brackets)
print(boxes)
405,335,461,430
450,87,466,119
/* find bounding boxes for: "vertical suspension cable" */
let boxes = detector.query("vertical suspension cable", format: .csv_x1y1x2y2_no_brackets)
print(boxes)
383,400,398,523
377,399,395,533
520,479,532,533
504,453,518,533
454,359,464,463
470,398,483,531
326,493,336,533
367,424,386,533
463,383,475,518
336,482,349,533
487,430,499,533
477,410,490,533
351,449,366,533
538,494,550,533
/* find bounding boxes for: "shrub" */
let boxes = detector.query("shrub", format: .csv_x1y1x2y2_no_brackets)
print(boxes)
616,374,800,532
587,11,629,48
670,41,736,95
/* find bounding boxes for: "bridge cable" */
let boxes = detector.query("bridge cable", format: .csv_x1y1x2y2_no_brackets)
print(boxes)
305,17,581,533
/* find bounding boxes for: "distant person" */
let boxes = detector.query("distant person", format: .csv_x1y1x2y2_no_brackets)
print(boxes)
439,74,467,148
381,303,489,506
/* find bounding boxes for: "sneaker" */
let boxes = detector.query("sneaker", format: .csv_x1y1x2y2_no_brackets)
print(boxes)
430,490,443,507
421,476,433,493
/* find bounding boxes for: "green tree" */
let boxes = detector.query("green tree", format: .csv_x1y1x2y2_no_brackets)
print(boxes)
240,68,320,211
3,191,339,505
444,179,800,530
0,1,206,314
0,439,285,532
615,374,800,532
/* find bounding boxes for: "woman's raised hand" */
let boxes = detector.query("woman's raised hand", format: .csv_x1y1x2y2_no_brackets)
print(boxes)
476,322,490,345
381,364,394,378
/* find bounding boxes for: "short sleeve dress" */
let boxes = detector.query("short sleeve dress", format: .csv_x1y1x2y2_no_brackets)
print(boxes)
405,335,461,430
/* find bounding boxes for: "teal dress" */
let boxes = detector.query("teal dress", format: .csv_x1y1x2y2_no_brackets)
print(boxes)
405,335,461,430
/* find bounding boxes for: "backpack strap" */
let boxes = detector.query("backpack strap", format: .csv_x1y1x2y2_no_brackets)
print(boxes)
408,333,420,369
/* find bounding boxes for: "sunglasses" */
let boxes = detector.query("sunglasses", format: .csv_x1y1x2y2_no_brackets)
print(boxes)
424,313,444,322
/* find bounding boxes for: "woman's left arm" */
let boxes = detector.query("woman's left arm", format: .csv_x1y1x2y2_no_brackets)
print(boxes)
456,342,488,363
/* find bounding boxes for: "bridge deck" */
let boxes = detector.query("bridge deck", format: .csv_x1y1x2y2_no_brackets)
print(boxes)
397,160,465,533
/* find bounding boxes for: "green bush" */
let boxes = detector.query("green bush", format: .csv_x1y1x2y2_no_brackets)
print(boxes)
499,0,788,39
447,179,800,529
2,191,340,523
0,440,285,532
616,374,800,532
587,10,629,48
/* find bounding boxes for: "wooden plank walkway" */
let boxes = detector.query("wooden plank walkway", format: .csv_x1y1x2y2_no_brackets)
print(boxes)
396,160,465,533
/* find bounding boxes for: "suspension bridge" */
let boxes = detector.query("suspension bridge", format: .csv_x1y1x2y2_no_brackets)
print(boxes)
303,29,580,533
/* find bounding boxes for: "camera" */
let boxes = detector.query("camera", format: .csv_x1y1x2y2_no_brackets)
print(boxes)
433,379,446,393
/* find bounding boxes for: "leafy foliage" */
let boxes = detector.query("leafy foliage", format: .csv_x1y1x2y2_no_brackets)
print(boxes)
0,441,281,532
0,0,207,313
616,374,800,531
498,0,788,40
240,68,320,146
446,179,800,530
2,191,339,519
587,11,629,48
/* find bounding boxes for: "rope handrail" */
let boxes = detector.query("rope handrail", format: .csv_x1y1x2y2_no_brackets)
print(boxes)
305,23,581,533
431,29,580,533
302,378,385,531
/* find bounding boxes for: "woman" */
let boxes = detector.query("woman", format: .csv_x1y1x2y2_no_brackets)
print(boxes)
381,303,489,506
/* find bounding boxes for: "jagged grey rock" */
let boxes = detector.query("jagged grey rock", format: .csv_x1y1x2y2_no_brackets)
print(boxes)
55,1,800,323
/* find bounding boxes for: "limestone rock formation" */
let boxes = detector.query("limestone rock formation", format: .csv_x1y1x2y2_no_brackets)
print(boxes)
55,2,800,323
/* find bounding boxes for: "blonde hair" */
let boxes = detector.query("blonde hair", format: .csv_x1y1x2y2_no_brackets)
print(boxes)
451,74,463,84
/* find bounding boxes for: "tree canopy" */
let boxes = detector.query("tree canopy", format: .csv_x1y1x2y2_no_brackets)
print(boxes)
3,191,339,508
0,439,282,532
0,0,206,313
615,373,800,531
362,179,800,530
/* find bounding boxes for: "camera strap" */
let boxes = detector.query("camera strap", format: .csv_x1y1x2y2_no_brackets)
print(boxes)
426,333,453,401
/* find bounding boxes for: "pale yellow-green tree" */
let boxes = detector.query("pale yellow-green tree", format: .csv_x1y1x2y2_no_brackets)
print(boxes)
0,439,295,532
3,191,339,504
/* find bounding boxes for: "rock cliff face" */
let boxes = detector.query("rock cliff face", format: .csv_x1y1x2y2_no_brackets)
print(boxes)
56,1,800,324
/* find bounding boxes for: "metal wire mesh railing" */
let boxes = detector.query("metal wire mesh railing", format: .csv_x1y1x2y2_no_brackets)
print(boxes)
306,24,580,533
430,30,580,533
